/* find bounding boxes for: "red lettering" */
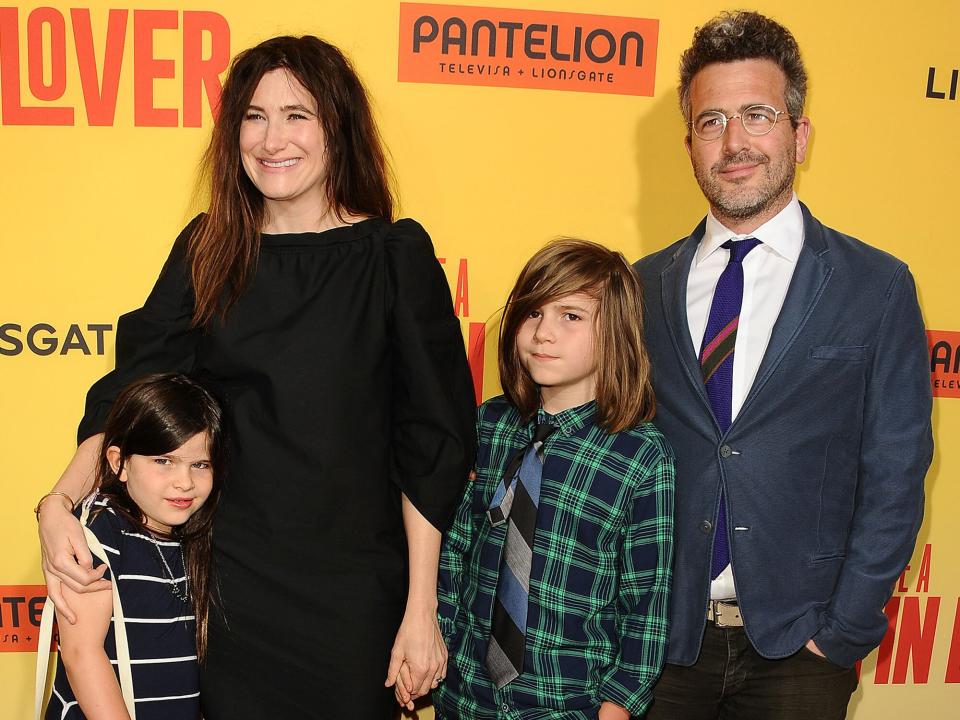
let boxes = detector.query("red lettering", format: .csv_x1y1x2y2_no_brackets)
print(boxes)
915,543,932,593
945,598,960,682
897,566,910,593
133,10,177,127
0,7,72,125
892,596,940,684
468,322,486,405
454,259,469,317
0,585,50,652
27,7,66,100
1,8,228,127
873,595,900,684
182,11,229,126
71,9,127,126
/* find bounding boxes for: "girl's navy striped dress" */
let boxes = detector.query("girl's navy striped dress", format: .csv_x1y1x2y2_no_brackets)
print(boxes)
45,497,199,719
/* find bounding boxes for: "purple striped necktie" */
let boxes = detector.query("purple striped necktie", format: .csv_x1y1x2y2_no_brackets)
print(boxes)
700,237,761,579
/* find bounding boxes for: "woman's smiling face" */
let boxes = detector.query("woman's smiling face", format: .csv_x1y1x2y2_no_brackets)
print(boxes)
239,68,330,216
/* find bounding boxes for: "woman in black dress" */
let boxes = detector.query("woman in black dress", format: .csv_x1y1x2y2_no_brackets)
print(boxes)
37,35,476,719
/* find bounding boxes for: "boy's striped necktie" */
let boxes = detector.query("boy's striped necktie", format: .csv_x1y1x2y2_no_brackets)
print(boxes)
700,237,761,579
485,421,556,688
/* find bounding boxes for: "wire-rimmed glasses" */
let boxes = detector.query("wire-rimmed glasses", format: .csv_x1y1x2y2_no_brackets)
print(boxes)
690,104,791,141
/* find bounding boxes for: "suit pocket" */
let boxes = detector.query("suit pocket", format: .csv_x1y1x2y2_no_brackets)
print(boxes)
810,345,868,361
799,644,843,668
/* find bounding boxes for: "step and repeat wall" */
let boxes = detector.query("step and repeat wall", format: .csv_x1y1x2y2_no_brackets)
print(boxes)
2,0,957,716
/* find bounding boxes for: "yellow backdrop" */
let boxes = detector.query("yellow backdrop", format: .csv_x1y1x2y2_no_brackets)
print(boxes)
2,0,957,717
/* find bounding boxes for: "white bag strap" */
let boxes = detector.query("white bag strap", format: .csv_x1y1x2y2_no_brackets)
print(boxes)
35,501,137,720
34,592,56,719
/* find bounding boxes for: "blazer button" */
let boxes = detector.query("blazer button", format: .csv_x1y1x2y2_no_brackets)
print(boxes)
700,520,713,534
720,444,732,458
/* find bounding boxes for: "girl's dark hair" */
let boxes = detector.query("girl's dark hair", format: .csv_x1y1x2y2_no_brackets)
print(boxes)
93,373,226,662
499,239,656,432
189,35,395,326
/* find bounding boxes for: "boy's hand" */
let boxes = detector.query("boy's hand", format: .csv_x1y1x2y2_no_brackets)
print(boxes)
393,663,415,711
598,700,630,720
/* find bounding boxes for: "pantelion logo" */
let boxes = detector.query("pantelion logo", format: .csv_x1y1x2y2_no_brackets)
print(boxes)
399,3,659,96
929,330,960,398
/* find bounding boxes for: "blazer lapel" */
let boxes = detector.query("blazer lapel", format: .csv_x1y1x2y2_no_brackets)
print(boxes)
659,219,716,423
738,203,833,419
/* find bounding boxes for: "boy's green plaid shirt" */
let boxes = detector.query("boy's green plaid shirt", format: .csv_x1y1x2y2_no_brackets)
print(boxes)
435,397,675,718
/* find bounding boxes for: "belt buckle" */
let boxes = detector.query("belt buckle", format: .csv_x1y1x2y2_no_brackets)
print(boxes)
707,600,743,628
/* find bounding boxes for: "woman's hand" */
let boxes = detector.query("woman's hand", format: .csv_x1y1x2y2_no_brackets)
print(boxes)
385,605,447,709
38,497,109,624
386,492,446,706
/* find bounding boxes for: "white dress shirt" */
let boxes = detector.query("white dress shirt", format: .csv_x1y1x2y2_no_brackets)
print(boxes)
685,194,805,600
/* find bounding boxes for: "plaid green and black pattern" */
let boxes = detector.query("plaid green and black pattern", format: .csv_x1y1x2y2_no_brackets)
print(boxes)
435,396,674,718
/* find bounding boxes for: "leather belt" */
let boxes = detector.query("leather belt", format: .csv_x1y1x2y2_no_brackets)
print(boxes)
707,599,743,627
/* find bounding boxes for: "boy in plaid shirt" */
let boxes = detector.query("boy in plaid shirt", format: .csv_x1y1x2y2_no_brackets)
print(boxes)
425,240,674,718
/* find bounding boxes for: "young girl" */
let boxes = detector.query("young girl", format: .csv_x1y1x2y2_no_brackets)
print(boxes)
42,373,225,719
428,239,675,719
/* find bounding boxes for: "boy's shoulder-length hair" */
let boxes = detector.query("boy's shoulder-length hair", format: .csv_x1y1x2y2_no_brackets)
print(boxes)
498,238,655,433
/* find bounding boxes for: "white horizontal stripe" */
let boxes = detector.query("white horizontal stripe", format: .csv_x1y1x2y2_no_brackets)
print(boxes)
121,531,179,546
100,542,120,555
118,573,187,584
118,615,195,623
110,654,197,665
135,691,200,703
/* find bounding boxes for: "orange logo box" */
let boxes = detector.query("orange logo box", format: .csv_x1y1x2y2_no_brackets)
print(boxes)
399,3,659,96
0,585,54,652
928,330,960,398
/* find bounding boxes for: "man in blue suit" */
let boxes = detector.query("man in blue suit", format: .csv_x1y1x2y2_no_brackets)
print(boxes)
636,11,933,719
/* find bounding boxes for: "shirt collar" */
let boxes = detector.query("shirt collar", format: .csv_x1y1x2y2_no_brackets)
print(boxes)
535,400,597,438
696,193,804,266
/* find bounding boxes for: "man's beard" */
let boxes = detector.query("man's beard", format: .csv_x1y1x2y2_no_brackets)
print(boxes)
694,149,796,221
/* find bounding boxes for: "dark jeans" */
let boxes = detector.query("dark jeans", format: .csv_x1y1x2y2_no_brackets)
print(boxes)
646,623,858,720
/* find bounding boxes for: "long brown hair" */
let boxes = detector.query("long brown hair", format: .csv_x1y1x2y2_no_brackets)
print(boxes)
498,239,655,432
93,373,227,662
190,35,395,325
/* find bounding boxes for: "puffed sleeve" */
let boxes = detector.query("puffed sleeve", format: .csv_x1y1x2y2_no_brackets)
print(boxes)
385,218,477,531
77,216,203,442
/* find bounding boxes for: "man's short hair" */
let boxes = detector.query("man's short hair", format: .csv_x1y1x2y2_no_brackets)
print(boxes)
679,10,807,125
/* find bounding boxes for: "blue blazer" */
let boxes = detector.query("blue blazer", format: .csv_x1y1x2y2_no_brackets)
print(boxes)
634,203,932,668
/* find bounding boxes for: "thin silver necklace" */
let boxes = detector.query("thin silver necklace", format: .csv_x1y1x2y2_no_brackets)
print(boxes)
148,535,189,603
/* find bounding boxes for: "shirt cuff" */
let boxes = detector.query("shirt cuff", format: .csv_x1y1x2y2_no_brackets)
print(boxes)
598,671,655,717
437,612,457,642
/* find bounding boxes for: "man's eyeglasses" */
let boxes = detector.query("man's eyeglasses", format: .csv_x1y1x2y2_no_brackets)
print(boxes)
690,104,791,141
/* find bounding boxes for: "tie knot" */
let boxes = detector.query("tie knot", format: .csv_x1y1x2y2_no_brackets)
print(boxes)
532,422,557,444
722,237,762,264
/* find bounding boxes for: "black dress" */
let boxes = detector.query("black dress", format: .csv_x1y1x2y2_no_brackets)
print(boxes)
78,217,477,719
